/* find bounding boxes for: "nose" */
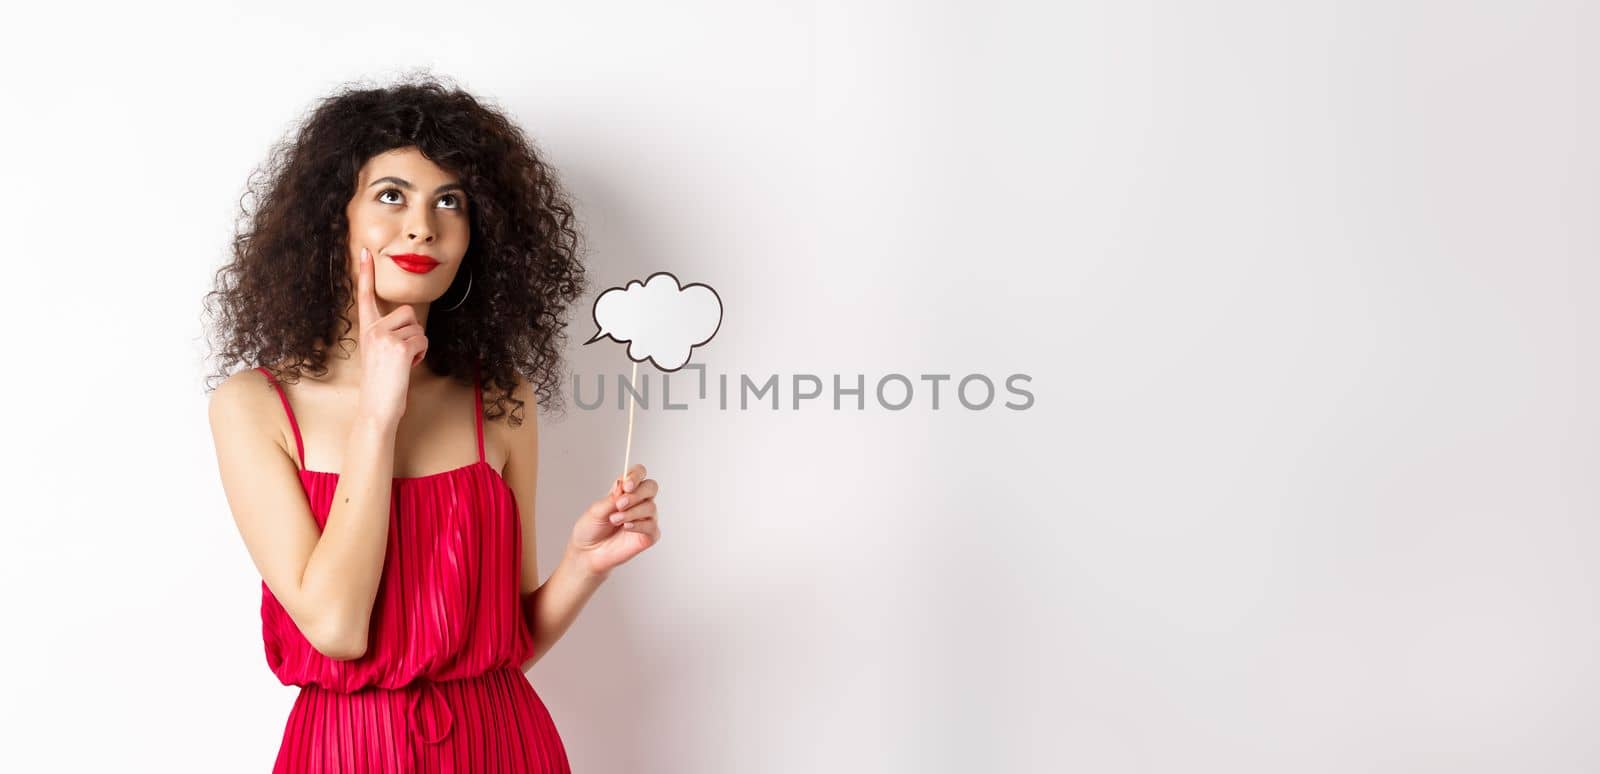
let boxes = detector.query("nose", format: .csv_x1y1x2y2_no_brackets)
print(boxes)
405,212,437,243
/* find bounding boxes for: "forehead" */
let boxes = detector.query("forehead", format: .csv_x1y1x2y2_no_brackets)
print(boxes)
357,147,456,183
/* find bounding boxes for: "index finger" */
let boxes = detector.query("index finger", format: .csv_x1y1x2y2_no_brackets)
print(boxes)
355,247,380,331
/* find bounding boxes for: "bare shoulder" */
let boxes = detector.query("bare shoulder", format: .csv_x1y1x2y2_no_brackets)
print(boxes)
488,371,542,465
208,366,267,426
208,366,289,461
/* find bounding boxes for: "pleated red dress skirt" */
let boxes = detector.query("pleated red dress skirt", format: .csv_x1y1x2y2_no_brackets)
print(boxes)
255,366,571,773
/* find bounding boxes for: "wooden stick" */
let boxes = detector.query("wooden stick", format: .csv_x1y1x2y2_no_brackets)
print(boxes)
622,360,638,481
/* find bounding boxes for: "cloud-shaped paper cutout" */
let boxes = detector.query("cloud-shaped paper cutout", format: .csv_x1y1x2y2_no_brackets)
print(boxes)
582,272,722,371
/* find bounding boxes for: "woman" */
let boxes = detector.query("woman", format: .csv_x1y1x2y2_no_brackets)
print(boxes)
203,73,661,772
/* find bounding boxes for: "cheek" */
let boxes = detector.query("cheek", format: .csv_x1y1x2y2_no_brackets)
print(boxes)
349,210,394,242
430,221,467,251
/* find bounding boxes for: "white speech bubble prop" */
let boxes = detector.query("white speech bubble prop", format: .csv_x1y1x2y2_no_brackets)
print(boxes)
584,272,723,481
583,272,722,372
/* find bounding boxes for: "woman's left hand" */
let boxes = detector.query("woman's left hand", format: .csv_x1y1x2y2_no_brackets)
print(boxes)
567,463,661,578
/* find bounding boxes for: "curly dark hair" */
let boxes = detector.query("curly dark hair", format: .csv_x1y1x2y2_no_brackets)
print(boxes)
201,70,588,424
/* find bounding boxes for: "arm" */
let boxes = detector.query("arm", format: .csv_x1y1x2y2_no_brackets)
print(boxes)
497,376,610,672
519,549,609,671
208,368,399,660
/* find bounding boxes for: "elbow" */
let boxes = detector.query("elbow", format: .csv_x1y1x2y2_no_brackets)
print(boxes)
307,620,369,662
318,638,368,662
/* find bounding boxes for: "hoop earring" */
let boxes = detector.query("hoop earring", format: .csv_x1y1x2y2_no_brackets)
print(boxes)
439,270,473,311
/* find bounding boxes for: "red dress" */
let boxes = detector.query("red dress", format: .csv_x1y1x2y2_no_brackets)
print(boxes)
254,366,571,773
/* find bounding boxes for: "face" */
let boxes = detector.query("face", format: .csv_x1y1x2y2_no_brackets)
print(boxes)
343,146,471,308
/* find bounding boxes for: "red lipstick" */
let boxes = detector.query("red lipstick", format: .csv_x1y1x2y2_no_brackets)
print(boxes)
390,253,440,274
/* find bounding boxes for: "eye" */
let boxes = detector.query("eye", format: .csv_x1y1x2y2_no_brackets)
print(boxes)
378,188,463,211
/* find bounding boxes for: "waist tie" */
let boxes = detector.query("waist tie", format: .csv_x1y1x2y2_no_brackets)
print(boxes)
407,679,455,746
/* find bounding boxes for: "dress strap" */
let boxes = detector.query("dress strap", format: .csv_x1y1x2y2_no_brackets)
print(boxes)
255,366,306,470
472,364,486,464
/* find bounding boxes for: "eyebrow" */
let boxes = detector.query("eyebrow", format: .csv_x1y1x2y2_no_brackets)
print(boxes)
368,176,466,196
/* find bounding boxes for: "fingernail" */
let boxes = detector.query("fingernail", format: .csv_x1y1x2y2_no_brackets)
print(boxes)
624,479,636,493
616,496,629,509
609,513,622,524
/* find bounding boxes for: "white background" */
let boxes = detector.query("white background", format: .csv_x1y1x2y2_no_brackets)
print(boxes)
1,1,1594,772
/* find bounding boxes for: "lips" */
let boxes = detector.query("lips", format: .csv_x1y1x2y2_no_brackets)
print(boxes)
389,253,440,274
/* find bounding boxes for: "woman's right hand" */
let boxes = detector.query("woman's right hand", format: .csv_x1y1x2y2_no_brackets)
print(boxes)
354,247,429,423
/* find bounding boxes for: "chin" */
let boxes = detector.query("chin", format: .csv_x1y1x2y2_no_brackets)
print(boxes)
386,290,440,304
